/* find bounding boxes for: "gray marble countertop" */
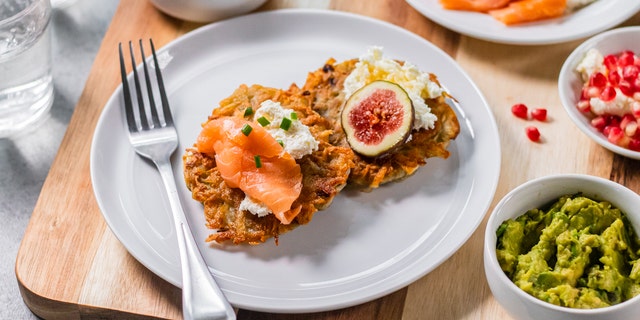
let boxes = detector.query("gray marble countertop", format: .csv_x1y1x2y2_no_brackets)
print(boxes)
0,1,118,318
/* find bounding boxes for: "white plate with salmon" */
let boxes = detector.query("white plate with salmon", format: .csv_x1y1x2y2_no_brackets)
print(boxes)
406,0,640,45
90,9,501,312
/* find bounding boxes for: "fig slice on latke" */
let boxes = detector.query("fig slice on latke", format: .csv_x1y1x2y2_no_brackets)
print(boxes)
301,51,460,190
183,84,354,245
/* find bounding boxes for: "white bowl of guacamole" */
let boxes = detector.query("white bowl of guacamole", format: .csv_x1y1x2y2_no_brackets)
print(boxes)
484,174,640,320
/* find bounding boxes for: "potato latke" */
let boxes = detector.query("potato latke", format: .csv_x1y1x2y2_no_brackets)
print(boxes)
183,84,354,244
301,58,461,189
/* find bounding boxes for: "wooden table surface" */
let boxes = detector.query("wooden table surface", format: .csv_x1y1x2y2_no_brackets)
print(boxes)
15,0,640,319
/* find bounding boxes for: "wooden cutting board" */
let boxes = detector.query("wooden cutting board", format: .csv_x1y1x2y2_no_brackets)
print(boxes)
15,0,640,319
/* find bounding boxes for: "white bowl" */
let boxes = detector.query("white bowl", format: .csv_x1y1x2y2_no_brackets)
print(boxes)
558,26,640,160
484,174,640,320
150,0,267,23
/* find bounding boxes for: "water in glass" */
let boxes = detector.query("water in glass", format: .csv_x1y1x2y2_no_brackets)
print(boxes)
0,0,53,138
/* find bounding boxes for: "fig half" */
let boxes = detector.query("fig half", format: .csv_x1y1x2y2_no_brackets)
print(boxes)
341,80,414,157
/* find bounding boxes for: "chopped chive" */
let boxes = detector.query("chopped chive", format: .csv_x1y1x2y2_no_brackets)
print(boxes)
243,107,253,117
280,117,292,131
254,155,262,168
241,124,253,136
290,112,298,120
276,139,284,147
257,116,270,127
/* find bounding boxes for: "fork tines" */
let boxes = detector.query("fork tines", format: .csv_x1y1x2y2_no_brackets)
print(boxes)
118,39,173,133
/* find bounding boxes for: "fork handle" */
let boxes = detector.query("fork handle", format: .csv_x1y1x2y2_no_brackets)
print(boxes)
156,158,237,320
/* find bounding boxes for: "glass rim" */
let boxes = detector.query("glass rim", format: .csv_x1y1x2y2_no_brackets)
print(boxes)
0,0,49,27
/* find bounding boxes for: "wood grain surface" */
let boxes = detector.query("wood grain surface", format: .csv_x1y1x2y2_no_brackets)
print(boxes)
15,0,640,319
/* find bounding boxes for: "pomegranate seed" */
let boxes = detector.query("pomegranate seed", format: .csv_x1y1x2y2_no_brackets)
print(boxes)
625,121,638,137
634,121,640,139
591,116,607,131
620,114,637,137
511,103,528,119
531,108,547,121
619,51,635,66
632,102,640,117
525,126,540,142
590,72,608,88
580,87,592,100
608,70,621,85
607,126,625,145
620,114,635,129
604,54,618,70
619,80,635,97
600,86,617,101
607,115,621,128
632,127,640,140
580,89,587,100
603,125,614,137
629,139,640,151
622,65,639,81
577,100,591,113
586,86,601,98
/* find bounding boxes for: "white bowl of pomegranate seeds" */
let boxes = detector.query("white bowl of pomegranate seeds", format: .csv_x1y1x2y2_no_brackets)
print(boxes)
559,26,640,160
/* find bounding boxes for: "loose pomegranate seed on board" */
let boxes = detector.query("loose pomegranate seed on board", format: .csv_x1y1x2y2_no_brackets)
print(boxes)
531,108,547,121
511,103,528,119
525,126,540,142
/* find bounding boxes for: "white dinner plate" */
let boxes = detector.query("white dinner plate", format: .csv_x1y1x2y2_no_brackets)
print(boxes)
406,0,640,45
90,9,500,313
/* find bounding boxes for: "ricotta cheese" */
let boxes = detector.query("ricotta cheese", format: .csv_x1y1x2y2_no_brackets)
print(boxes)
343,46,440,131
590,93,635,117
576,48,604,82
253,100,319,159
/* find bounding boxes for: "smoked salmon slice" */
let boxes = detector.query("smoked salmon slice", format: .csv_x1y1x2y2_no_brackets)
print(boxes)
197,117,283,158
439,0,511,12
213,140,243,188
489,0,567,25
196,117,303,224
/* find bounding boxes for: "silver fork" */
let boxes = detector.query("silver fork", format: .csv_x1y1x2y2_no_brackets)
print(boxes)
119,39,236,320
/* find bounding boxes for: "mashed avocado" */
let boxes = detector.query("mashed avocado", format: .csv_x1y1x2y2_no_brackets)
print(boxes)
496,194,640,309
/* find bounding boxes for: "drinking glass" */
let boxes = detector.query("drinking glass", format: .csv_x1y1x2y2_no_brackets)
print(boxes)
0,0,53,138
